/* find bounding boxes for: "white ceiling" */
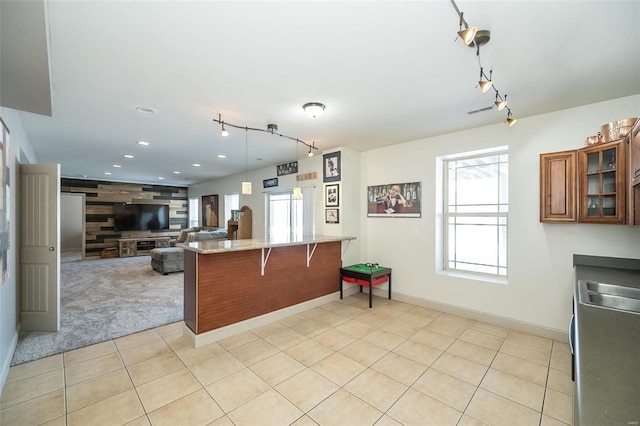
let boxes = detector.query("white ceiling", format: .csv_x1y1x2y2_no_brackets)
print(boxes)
3,0,640,186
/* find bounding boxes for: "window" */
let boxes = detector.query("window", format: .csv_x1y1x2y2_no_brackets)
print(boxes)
443,149,508,277
188,197,199,227
266,188,314,240
224,193,239,225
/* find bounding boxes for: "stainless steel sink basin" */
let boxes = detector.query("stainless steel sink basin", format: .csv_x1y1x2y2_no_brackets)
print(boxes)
587,293,640,313
585,281,640,299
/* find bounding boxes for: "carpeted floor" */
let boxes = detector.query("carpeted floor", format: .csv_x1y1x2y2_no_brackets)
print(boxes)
11,254,183,365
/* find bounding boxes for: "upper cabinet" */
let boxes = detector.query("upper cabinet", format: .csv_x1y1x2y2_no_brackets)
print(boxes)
540,150,577,222
578,140,626,224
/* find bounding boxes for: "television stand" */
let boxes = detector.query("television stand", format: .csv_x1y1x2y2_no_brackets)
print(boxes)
118,237,171,257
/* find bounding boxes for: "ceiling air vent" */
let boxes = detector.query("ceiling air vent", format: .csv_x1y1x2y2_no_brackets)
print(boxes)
467,105,493,115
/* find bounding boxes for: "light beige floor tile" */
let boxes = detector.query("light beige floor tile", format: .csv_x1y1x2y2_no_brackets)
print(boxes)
290,319,331,338
154,321,184,338
119,338,171,366
40,415,67,426
125,415,151,425
147,388,224,426
174,342,226,366
371,352,427,386
507,330,553,352
375,414,404,426
217,331,259,350
458,328,505,350
500,338,551,366
412,368,477,412
307,389,382,426
114,329,162,351
251,352,306,386
207,415,235,426
275,369,339,412
392,338,444,366
387,388,461,425
64,351,124,386
66,368,133,412
547,368,573,396
490,352,548,386
465,388,540,426
0,368,64,409
395,311,435,329
285,339,334,367
550,341,571,374
5,354,63,384
458,414,489,425
311,352,366,386
411,328,456,350
447,340,497,366
0,389,65,426
335,319,377,338
480,368,545,411
468,321,509,338
311,328,357,351
229,339,279,366
432,352,488,386
251,321,288,338
300,306,329,319
204,368,270,412
188,351,246,386
339,339,389,366
63,340,117,366
541,413,570,426
362,329,406,351
67,388,144,426
408,306,443,319
381,319,421,338
228,389,303,426
344,369,408,412
332,304,368,320
163,333,191,351
315,311,350,328
277,313,309,327
136,368,202,413
543,388,573,425
425,314,472,338
127,352,186,386
263,328,308,350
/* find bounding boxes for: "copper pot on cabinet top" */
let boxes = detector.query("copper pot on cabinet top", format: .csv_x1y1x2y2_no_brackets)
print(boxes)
585,133,604,146
601,117,638,142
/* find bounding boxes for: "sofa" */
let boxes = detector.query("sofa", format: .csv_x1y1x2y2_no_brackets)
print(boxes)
150,227,228,274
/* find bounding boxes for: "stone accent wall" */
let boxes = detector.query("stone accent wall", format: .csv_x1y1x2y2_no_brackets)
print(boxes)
61,178,188,257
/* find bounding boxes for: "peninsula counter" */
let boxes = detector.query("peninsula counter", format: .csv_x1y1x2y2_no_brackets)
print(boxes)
179,235,356,346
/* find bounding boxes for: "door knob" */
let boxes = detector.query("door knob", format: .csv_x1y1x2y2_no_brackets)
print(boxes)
49,247,55,251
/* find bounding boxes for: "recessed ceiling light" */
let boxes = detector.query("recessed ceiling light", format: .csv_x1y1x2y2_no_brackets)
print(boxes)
137,140,150,146
113,164,121,168
217,154,226,159
135,107,156,114
173,171,180,174
158,177,164,180
104,172,112,175
192,163,201,167
123,154,134,159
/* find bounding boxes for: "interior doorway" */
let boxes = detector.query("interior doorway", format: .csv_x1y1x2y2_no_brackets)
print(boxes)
60,192,85,260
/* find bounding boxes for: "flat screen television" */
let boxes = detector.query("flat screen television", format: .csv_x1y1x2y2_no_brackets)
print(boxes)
113,203,170,232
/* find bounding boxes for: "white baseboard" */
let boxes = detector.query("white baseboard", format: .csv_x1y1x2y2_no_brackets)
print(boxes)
371,287,569,342
184,287,360,347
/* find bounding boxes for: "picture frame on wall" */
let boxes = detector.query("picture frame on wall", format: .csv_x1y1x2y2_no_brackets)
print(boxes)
325,208,339,224
263,177,278,188
323,151,341,182
325,184,339,207
201,194,219,227
277,161,298,176
367,181,422,218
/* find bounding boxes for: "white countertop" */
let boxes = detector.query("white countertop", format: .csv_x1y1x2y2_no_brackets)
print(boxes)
178,234,356,254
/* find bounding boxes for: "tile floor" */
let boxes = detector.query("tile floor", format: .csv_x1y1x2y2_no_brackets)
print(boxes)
0,293,573,425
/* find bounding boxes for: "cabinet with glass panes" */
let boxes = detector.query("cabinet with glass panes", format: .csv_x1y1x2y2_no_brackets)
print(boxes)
578,139,626,223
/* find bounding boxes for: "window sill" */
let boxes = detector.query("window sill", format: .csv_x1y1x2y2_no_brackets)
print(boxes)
437,269,508,285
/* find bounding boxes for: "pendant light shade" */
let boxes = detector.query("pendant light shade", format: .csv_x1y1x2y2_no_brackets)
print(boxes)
458,26,477,45
293,186,302,199
479,80,493,93
495,93,507,111
242,181,252,194
506,110,518,127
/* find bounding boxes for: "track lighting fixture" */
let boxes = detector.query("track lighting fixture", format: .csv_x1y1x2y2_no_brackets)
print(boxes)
495,92,507,111
450,0,517,126
219,114,229,136
302,102,325,118
308,146,314,157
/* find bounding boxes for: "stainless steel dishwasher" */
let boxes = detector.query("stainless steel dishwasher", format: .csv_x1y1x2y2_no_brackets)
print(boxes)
573,279,640,425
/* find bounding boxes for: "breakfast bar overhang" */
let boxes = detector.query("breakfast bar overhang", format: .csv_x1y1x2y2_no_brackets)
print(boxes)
179,235,356,347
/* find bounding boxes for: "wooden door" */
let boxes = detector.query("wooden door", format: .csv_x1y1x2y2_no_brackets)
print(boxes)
540,150,577,222
19,164,60,331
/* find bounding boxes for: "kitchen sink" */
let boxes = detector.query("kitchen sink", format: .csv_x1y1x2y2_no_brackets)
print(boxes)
587,293,640,313
584,281,640,299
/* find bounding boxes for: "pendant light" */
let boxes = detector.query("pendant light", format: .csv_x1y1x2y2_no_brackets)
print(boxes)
241,128,252,194
506,110,518,127
293,140,302,199
479,68,493,93
495,92,507,111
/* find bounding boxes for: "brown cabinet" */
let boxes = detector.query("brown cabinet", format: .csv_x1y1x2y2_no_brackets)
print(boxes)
540,150,578,222
578,140,626,224
627,120,640,225
227,205,252,239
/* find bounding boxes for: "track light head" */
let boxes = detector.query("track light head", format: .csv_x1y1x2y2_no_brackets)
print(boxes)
307,146,314,157
507,110,518,127
458,26,478,45
221,125,229,137
495,93,507,111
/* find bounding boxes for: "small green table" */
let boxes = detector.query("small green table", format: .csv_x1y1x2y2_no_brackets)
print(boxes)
340,263,392,308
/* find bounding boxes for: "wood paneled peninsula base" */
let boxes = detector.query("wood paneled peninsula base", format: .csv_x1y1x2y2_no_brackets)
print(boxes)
180,235,356,347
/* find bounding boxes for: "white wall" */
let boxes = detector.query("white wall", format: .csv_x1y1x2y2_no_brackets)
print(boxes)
60,193,83,250
362,94,640,333
0,107,38,391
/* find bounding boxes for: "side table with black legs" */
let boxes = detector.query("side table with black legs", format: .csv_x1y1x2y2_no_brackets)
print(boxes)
340,263,392,308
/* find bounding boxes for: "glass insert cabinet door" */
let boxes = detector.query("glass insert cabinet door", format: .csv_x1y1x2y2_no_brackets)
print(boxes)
579,140,625,224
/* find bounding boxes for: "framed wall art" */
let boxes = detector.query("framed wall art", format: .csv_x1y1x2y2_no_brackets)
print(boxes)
277,161,298,176
201,194,219,227
323,151,341,182
325,208,339,224
367,181,422,218
325,184,339,207
263,177,279,188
